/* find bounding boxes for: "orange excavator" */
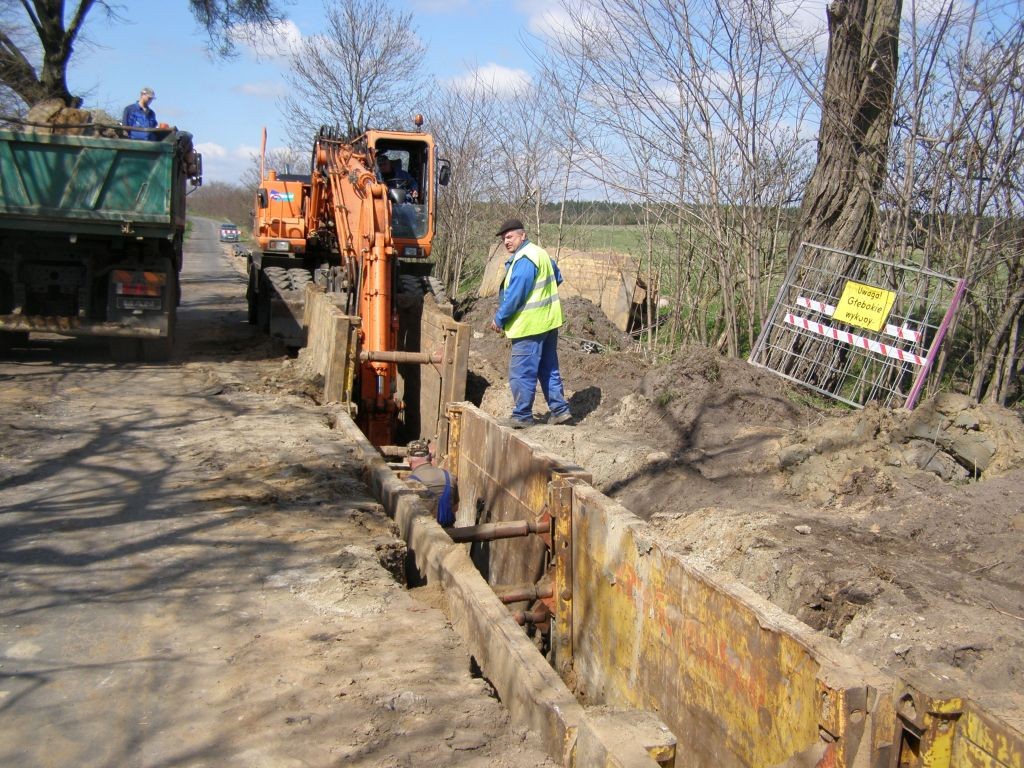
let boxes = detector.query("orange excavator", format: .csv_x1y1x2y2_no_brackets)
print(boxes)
248,119,454,447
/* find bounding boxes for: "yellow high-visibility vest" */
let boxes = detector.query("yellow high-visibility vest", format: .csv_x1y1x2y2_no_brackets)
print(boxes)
502,241,563,338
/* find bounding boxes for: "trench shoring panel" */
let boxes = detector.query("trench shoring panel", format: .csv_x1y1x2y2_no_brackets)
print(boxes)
569,481,895,767
451,404,589,587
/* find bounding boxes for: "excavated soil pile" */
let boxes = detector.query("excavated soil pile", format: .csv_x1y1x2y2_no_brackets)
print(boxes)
458,293,1024,712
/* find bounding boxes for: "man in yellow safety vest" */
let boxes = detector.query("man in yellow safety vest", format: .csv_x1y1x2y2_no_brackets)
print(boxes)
489,219,573,429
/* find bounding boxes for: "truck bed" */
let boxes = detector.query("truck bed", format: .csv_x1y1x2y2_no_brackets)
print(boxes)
0,129,186,237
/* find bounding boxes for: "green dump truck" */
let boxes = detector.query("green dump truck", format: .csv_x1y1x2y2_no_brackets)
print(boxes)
0,126,202,360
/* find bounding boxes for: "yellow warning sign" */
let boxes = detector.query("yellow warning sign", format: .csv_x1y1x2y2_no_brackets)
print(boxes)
833,281,896,332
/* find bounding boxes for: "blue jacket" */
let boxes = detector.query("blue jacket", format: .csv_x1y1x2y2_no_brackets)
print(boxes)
122,102,158,140
381,167,418,193
494,239,563,329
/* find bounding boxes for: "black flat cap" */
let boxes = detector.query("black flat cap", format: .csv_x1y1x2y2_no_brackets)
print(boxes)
495,218,525,237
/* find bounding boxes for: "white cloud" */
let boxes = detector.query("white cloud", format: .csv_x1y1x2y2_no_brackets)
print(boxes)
194,142,264,184
521,0,608,45
449,63,532,97
230,19,303,61
234,81,286,99
195,142,227,159
527,6,576,39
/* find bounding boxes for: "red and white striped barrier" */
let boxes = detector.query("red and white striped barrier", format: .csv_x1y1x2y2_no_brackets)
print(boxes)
784,313,928,366
796,296,921,342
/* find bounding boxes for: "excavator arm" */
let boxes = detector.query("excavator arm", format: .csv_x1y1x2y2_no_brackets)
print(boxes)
311,131,403,446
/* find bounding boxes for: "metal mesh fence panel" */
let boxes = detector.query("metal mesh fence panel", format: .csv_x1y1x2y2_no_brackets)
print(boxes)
748,243,966,409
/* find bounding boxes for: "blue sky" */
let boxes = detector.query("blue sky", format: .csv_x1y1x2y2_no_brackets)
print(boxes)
67,1,546,184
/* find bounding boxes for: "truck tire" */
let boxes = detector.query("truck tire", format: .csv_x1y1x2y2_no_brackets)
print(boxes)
0,331,28,356
398,275,422,297
109,338,141,362
141,273,177,362
257,271,273,333
141,337,172,362
287,268,312,290
246,268,258,325
142,302,175,363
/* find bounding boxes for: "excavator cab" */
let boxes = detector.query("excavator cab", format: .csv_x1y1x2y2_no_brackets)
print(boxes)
370,136,435,256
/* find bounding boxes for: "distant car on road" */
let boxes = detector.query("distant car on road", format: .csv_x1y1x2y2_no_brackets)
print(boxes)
219,222,240,242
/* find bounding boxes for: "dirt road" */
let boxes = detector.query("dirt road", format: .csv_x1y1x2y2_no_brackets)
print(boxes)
0,219,555,768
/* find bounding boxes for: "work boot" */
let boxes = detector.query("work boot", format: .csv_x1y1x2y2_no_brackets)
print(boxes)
550,410,574,425
503,416,535,430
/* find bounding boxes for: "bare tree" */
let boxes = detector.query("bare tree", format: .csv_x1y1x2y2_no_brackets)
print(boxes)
280,0,427,143
527,20,597,261
188,0,288,57
787,0,903,259
0,1,285,109
487,86,561,239
536,0,812,355
426,76,503,294
877,2,1023,404
757,0,902,385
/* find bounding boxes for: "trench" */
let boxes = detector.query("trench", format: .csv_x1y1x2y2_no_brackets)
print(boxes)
345,402,1024,768
297,283,1024,768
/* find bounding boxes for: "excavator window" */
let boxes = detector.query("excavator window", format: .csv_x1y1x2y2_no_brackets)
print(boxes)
375,143,429,241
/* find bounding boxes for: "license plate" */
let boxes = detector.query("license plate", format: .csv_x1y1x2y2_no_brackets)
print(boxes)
117,297,162,310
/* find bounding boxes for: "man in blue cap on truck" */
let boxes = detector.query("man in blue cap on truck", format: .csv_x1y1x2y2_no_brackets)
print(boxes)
122,87,158,140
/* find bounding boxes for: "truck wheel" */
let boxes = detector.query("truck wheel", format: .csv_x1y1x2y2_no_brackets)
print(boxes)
257,271,272,333
109,338,141,362
246,268,258,325
0,331,28,357
398,275,422,296
141,336,173,363
142,303,175,363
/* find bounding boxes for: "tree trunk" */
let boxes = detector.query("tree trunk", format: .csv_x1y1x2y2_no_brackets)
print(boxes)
789,0,903,259
763,0,902,386
972,281,1024,401
0,0,97,108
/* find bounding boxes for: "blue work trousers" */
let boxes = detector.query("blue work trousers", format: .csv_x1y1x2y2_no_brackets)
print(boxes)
509,329,570,422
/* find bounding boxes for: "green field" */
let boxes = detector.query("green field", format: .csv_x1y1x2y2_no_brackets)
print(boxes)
536,223,651,255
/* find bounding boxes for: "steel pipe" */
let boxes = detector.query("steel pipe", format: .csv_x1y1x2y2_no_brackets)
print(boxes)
494,583,554,604
511,607,551,626
359,350,442,364
446,519,551,544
